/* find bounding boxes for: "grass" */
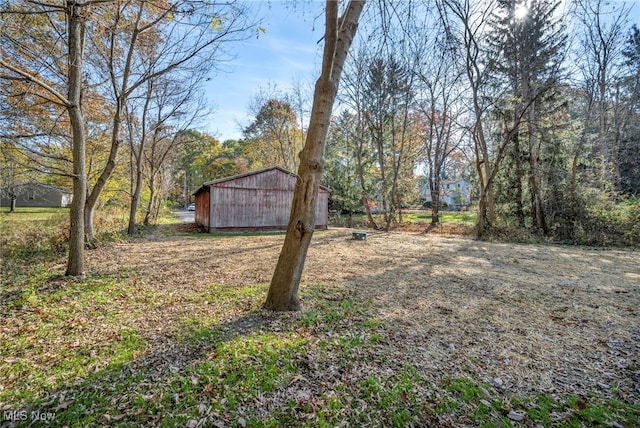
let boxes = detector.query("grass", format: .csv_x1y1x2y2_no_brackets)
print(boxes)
2,268,637,426
400,210,477,225
1,209,638,427
329,209,477,232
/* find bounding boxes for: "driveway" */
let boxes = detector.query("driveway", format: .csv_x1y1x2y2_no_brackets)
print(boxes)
174,210,194,223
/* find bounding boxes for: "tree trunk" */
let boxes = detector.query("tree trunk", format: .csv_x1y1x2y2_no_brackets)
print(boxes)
85,107,122,243
65,0,87,276
528,104,547,235
265,0,364,311
128,167,143,237
431,177,440,226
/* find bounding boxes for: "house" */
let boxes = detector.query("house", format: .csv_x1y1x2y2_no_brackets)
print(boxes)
0,183,72,208
420,178,471,207
193,166,329,232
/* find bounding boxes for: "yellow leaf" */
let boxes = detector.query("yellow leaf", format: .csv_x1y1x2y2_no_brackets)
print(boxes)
210,17,223,31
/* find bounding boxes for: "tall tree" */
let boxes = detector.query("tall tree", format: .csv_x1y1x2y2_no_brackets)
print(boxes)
0,0,91,275
265,0,365,311
243,98,302,171
573,0,631,191
488,0,566,235
84,0,257,243
414,18,465,227
441,0,504,237
619,25,640,195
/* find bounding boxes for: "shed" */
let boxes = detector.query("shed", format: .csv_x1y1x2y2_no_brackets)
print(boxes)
194,166,329,232
0,183,72,208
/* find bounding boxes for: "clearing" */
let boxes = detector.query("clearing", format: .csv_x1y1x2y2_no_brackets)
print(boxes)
1,226,639,426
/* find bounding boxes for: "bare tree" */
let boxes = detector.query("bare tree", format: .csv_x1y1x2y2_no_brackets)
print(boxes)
413,17,465,228
440,0,503,236
573,0,632,191
84,0,258,243
265,0,365,311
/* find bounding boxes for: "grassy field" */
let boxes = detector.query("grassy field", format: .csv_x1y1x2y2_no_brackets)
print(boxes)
1,210,639,427
329,209,477,234
0,207,70,259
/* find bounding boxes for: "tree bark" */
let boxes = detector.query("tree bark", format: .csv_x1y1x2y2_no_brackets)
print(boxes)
265,0,364,311
65,0,87,276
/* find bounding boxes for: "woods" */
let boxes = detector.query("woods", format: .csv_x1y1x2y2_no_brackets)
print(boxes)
1,1,639,277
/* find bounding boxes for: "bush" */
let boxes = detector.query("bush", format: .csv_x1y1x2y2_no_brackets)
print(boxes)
577,198,640,246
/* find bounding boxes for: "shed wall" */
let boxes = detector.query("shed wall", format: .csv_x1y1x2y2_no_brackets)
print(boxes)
194,189,209,228
197,167,329,232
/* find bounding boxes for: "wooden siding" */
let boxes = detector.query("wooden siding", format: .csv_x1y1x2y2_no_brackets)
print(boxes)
197,166,329,232
194,188,209,228
211,167,297,191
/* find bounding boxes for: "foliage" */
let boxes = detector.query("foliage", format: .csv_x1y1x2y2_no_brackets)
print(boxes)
323,113,369,215
242,98,304,172
169,131,246,206
578,197,640,246
0,207,129,261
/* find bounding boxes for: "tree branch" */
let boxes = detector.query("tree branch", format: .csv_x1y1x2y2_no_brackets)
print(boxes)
0,59,69,106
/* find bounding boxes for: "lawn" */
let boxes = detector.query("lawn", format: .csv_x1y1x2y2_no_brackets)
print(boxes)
1,213,639,427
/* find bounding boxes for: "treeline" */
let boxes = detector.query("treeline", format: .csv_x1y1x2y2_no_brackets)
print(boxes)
1,0,639,262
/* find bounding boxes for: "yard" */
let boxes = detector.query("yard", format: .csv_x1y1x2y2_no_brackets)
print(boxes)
1,215,639,426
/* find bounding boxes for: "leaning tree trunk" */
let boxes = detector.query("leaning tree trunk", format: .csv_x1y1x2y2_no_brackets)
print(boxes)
265,0,364,311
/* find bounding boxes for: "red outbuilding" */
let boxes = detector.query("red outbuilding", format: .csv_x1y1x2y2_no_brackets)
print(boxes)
193,166,329,232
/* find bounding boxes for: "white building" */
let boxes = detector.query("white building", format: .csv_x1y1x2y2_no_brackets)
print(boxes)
420,178,471,207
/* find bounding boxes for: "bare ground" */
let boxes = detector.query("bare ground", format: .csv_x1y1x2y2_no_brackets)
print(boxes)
87,226,640,404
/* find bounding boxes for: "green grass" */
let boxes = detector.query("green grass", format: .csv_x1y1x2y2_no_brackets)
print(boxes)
400,210,477,225
329,209,477,231
2,209,638,427
2,271,639,426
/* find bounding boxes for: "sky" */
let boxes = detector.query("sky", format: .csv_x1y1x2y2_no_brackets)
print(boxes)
203,0,640,143
203,2,325,142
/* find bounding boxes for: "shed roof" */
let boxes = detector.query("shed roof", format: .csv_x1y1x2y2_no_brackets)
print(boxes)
194,166,330,195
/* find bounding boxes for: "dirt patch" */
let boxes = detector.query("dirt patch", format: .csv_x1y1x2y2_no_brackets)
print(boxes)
84,227,640,404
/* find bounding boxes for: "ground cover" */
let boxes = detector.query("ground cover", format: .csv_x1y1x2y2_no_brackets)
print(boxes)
1,219,638,426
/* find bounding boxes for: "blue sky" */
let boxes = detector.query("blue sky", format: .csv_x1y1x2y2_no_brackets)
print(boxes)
204,2,325,142
203,0,640,143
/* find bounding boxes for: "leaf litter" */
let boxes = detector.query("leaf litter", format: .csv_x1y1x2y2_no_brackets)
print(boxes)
1,226,639,425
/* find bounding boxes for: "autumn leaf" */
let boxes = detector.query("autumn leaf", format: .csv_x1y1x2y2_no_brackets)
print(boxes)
210,17,223,32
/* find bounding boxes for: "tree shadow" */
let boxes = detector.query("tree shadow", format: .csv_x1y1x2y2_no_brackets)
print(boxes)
4,308,295,425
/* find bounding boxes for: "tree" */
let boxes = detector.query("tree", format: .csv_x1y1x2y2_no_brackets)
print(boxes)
619,25,640,195
0,0,92,276
413,18,466,227
126,68,209,236
84,0,257,243
0,139,29,212
340,48,381,228
323,112,369,219
243,98,302,171
573,0,631,192
265,0,365,311
441,0,503,237
488,0,567,235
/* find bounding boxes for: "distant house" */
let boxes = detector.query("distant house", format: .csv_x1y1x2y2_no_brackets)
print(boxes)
0,183,72,208
420,178,471,207
193,166,329,232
